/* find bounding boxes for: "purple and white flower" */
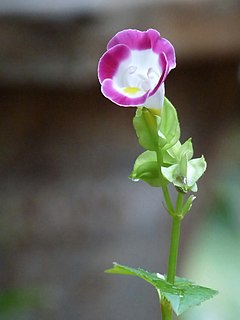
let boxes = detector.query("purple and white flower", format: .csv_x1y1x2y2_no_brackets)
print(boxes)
98,29,176,110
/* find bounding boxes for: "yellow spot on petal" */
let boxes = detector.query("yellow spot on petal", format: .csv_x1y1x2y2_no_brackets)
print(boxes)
123,87,141,95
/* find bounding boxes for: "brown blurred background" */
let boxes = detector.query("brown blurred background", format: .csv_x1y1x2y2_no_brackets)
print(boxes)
0,1,239,319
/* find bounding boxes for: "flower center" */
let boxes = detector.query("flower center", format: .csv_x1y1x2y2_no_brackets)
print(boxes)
124,65,159,93
123,87,141,95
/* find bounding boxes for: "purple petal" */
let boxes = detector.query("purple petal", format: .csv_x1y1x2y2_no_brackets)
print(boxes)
98,44,131,83
101,79,149,107
107,29,176,71
151,37,176,70
107,29,153,51
144,29,176,70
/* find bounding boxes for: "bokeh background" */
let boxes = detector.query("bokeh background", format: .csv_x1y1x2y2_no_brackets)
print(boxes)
0,0,239,319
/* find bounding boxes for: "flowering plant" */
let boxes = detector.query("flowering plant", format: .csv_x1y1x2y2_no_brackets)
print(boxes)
98,29,218,320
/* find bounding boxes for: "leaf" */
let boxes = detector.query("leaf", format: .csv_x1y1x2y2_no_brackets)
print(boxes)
163,277,218,315
158,97,180,150
133,108,160,151
105,263,171,289
129,151,162,187
105,263,218,316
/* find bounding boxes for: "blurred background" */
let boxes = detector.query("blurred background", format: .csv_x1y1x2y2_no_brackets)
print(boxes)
0,0,239,319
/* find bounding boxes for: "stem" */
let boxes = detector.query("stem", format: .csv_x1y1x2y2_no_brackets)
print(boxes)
176,192,184,215
162,184,174,214
166,216,182,283
161,191,184,320
161,297,172,320
156,149,184,319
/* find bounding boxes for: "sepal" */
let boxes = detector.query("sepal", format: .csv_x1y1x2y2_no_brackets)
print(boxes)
133,97,180,152
133,107,160,151
129,151,162,187
158,97,180,150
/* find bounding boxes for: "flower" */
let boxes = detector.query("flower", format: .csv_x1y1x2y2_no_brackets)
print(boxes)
98,29,176,110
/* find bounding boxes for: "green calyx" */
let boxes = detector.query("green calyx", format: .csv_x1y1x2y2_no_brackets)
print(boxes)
130,97,207,195
133,97,180,152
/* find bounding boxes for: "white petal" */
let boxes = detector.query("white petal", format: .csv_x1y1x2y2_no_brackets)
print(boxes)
113,49,162,90
144,84,165,110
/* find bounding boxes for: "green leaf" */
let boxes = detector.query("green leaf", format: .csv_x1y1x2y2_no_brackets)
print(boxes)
105,263,218,316
163,276,218,315
158,97,180,150
129,151,162,187
105,263,170,289
133,108,160,151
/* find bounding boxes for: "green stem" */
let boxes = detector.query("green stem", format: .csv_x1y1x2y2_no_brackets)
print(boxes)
162,184,174,214
161,297,172,320
176,192,184,215
166,215,182,283
161,191,184,320
156,149,184,319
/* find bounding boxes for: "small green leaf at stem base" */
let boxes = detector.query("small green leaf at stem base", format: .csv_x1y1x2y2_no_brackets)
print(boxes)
105,263,218,316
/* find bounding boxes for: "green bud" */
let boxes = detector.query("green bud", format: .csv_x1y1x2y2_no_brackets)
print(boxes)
161,156,207,193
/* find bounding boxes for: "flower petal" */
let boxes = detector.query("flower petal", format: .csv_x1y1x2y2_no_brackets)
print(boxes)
149,52,168,97
107,29,176,71
107,29,152,51
145,84,165,110
101,79,149,107
98,44,131,83
98,29,176,109
148,29,176,70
